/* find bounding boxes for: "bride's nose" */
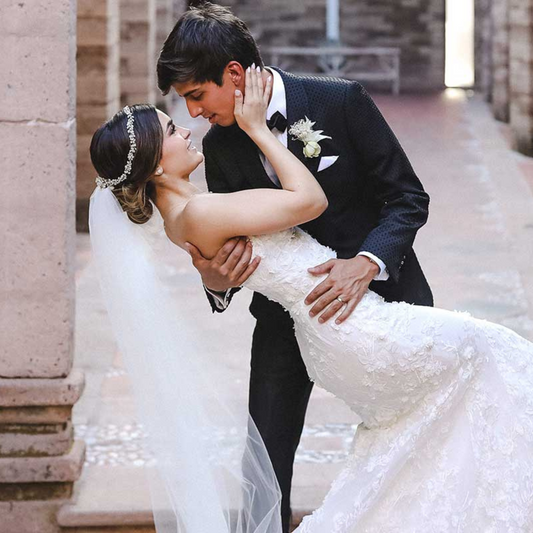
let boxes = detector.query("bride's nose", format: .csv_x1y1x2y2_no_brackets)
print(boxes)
177,126,191,140
178,126,191,139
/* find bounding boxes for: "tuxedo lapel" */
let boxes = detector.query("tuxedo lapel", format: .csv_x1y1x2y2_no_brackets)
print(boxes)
273,68,321,176
222,123,278,190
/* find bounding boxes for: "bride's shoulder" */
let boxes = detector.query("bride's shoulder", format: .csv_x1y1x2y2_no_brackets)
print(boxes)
181,193,230,258
163,193,215,245
183,192,222,226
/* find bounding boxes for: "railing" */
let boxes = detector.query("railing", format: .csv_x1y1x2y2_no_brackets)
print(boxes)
263,46,401,95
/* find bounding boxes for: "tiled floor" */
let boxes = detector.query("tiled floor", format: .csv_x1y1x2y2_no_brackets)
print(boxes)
74,421,358,468
72,88,533,514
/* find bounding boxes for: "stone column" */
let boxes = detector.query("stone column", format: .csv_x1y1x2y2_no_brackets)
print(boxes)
120,0,157,106
509,0,533,156
154,0,175,110
76,0,121,232
0,0,85,531
492,0,510,121
475,0,493,99
174,0,188,19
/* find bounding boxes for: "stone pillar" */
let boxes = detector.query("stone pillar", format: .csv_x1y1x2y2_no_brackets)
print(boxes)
174,0,188,18
155,0,175,110
509,0,533,156
0,0,85,531
76,0,121,232
120,0,157,106
492,0,510,121
475,0,493,99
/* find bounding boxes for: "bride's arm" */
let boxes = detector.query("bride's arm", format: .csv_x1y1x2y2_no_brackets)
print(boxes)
184,67,328,251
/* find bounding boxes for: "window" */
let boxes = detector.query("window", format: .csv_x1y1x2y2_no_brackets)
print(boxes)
445,0,475,87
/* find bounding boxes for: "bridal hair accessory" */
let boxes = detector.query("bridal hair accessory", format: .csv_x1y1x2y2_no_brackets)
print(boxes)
288,116,331,158
95,105,137,190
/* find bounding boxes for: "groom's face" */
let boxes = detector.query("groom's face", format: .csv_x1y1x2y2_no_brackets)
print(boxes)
172,63,245,128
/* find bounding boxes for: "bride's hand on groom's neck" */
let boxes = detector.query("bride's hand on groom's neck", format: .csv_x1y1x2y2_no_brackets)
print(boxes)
233,65,272,137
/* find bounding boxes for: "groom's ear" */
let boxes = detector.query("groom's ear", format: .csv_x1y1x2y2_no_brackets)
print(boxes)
226,61,245,89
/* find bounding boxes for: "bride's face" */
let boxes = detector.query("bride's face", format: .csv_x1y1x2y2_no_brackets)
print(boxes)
156,110,204,179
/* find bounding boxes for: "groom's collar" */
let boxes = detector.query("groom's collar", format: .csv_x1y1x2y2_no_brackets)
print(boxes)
267,67,320,173
268,67,311,133
265,67,287,121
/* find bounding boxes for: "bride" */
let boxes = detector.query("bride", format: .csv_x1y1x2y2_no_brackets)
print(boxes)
89,67,533,532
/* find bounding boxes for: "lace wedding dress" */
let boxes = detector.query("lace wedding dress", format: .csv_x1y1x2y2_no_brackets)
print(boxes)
243,226,533,532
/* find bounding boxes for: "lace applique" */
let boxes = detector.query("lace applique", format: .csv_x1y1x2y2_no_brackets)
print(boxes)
242,228,533,532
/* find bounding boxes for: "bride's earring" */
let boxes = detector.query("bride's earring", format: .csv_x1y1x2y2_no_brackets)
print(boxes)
155,167,164,176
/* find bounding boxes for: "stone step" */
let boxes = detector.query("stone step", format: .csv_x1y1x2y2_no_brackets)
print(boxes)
57,466,154,531
57,462,342,532
0,370,85,407
0,439,86,484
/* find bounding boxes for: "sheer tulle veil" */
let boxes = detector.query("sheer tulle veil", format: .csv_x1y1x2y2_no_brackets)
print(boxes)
89,187,282,533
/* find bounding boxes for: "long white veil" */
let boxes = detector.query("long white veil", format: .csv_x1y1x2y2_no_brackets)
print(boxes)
89,187,282,533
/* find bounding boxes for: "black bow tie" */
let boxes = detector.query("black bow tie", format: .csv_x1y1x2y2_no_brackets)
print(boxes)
267,111,287,133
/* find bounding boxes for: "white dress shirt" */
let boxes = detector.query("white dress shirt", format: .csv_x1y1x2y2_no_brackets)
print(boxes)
257,68,287,186
206,67,388,309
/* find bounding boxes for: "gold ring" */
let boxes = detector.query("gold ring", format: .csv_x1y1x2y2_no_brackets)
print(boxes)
336,296,345,304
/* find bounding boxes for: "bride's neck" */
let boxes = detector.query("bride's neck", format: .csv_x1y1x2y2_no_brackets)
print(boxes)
153,175,201,219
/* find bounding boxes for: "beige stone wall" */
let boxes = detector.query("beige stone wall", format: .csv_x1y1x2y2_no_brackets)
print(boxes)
156,0,174,51
0,0,85,530
475,0,533,155
509,0,533,156
475,0,493,97
76,0,121,231
155,0,174,108
74,0,176,230
120,0,157,106
154,0,187,110
0,0,76,379
492,0,510,121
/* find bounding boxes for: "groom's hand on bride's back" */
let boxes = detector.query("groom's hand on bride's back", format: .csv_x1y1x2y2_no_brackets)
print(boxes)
304,256,380,325
185,237,261,292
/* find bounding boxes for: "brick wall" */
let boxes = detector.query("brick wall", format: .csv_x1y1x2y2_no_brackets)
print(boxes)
222,0,445,92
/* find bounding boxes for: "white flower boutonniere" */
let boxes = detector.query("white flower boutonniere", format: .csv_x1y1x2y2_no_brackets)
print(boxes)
288,117,332,158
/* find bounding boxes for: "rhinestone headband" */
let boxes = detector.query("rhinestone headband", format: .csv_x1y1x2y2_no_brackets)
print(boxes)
95,105,137,190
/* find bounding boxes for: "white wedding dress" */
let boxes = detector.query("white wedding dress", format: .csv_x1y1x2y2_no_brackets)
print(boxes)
242,226,533,532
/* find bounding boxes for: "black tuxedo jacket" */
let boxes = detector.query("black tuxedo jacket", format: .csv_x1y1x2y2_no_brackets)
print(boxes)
202,69,433,323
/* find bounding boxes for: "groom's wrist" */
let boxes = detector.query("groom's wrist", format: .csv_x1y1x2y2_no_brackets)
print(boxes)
204,285,230,296
353,254,380,279
360,256,380,277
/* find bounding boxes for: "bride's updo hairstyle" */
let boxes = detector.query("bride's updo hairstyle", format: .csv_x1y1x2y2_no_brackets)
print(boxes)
90,104,163,224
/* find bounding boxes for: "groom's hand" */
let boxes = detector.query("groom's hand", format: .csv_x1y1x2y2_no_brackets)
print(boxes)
185,237,260,292
304,257,379,324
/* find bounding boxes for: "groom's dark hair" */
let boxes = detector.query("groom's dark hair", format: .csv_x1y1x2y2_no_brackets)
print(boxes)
157,2,263,95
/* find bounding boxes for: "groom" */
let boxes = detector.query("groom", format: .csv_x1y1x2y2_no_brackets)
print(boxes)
157,3,432,530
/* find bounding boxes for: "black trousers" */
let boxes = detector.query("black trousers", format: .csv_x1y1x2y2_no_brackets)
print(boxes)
248,313,313,533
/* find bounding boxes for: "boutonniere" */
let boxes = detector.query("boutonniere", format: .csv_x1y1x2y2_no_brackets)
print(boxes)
288,117,332,158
